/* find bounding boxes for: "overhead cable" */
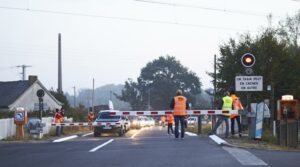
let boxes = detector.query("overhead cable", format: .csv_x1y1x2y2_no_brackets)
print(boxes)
0,6,251,31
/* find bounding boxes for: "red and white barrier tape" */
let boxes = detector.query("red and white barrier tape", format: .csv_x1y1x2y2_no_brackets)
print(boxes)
50,122,129,127
108,110,238,116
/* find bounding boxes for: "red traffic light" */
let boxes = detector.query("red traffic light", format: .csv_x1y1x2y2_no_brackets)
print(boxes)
241,53,255,67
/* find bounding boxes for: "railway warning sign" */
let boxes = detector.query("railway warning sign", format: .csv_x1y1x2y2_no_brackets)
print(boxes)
235,76,263,91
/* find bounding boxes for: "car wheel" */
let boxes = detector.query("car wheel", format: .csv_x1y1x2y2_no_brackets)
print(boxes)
118,127,124,136
94,128,101,137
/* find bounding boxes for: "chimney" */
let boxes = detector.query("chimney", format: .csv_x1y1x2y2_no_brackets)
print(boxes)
28,75,38,85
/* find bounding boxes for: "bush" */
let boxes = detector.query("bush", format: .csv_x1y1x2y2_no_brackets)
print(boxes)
262,128,277,144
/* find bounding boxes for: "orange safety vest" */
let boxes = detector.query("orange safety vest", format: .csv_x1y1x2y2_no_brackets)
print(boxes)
167,114,174,124
88,113,95,122
55,112,62,123
230,95,243,119
173,95,187,116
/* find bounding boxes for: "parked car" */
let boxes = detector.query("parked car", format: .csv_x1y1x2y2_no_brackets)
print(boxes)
187,116,198,126
129,115,142,129
94,110,130,137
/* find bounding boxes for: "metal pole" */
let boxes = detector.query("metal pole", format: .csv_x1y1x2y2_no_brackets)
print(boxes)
73,86,76,108
212,54,217,130
58,33,62,93
92,78,95,112
148,89,150,110
22,65,26,81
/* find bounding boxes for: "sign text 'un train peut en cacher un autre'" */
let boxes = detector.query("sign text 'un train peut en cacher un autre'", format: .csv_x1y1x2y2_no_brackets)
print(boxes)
235,76,263,91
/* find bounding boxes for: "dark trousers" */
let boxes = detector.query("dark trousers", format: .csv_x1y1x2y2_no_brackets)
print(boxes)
167,123,174,134
174,116,185,138
231,116,241,135
211,115,229,138
56,126,61,136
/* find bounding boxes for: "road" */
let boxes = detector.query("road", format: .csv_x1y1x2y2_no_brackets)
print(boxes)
0,126,300,167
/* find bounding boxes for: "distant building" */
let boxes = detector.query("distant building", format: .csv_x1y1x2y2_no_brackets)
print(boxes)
0,76,62,112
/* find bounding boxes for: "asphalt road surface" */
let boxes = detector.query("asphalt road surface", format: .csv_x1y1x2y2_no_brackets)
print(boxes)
0,126,300,167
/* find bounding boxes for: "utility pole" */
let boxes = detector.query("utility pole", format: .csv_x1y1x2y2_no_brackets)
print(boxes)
73,86,76,108
16,65,32,80
58,33,63,94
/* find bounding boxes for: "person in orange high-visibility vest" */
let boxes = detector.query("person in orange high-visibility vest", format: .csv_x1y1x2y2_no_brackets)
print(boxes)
87,111,95,130
160,115,166,127
230,91,243,137
166,114,174,135
170,89,189,139
54,108,63,136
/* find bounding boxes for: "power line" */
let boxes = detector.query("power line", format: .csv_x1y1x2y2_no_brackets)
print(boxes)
0,6,251,31
134,0,279,18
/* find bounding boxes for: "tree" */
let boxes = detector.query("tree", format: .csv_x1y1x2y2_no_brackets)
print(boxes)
117,56,202,110
49,90,70,110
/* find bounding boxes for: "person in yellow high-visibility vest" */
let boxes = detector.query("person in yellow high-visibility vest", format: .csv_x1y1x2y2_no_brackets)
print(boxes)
230,91,243,137
170,89,189,139
209,91,232,138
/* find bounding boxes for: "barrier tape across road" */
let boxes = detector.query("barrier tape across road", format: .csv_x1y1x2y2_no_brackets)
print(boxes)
50,110,238,127
50,122,129,127
108,110,238,116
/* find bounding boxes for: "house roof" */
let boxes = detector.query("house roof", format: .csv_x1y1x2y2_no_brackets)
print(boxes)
0,81,30,108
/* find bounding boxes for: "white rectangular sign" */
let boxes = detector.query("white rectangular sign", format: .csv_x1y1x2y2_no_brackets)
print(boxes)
235,76,263,91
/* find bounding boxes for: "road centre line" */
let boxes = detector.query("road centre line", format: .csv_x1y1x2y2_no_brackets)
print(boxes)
89,139,114,152
53,135,78,143
82,132,93,137
223,146,267,166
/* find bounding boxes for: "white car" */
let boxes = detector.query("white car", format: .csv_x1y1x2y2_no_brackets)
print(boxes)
94,110,130,137
187,116,198,125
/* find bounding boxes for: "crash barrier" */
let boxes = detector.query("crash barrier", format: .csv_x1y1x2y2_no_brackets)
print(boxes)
49,110,238,127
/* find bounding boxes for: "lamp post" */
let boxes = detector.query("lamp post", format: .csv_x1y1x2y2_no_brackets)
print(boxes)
148,89,151,111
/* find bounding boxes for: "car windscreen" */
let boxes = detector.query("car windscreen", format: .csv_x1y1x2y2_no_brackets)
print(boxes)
98,112,120,119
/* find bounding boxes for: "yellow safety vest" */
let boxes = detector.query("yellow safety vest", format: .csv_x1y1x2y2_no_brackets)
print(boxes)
222,96,232,116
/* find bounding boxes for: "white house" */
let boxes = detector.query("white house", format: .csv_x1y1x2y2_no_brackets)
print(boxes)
0,76,62,112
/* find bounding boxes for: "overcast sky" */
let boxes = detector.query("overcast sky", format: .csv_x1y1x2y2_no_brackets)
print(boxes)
0,0,299,94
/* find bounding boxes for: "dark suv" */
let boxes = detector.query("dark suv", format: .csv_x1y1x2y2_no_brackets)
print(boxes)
94,111,130,137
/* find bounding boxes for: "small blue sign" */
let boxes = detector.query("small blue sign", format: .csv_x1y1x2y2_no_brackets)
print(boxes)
15,111,25,121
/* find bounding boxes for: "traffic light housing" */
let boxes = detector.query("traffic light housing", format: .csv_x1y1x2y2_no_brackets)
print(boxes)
241,53,255,68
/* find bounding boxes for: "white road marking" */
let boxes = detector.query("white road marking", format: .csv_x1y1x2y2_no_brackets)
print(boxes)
223,146,268,166
53,135,78,143
209,135,228,145
185,132,197,136
89,139,114,152
82,132,93,137
131,128,144,139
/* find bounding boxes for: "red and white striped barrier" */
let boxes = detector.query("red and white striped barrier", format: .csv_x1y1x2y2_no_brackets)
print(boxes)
50,122,129,127
49,110,239,127
108,110,238,116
